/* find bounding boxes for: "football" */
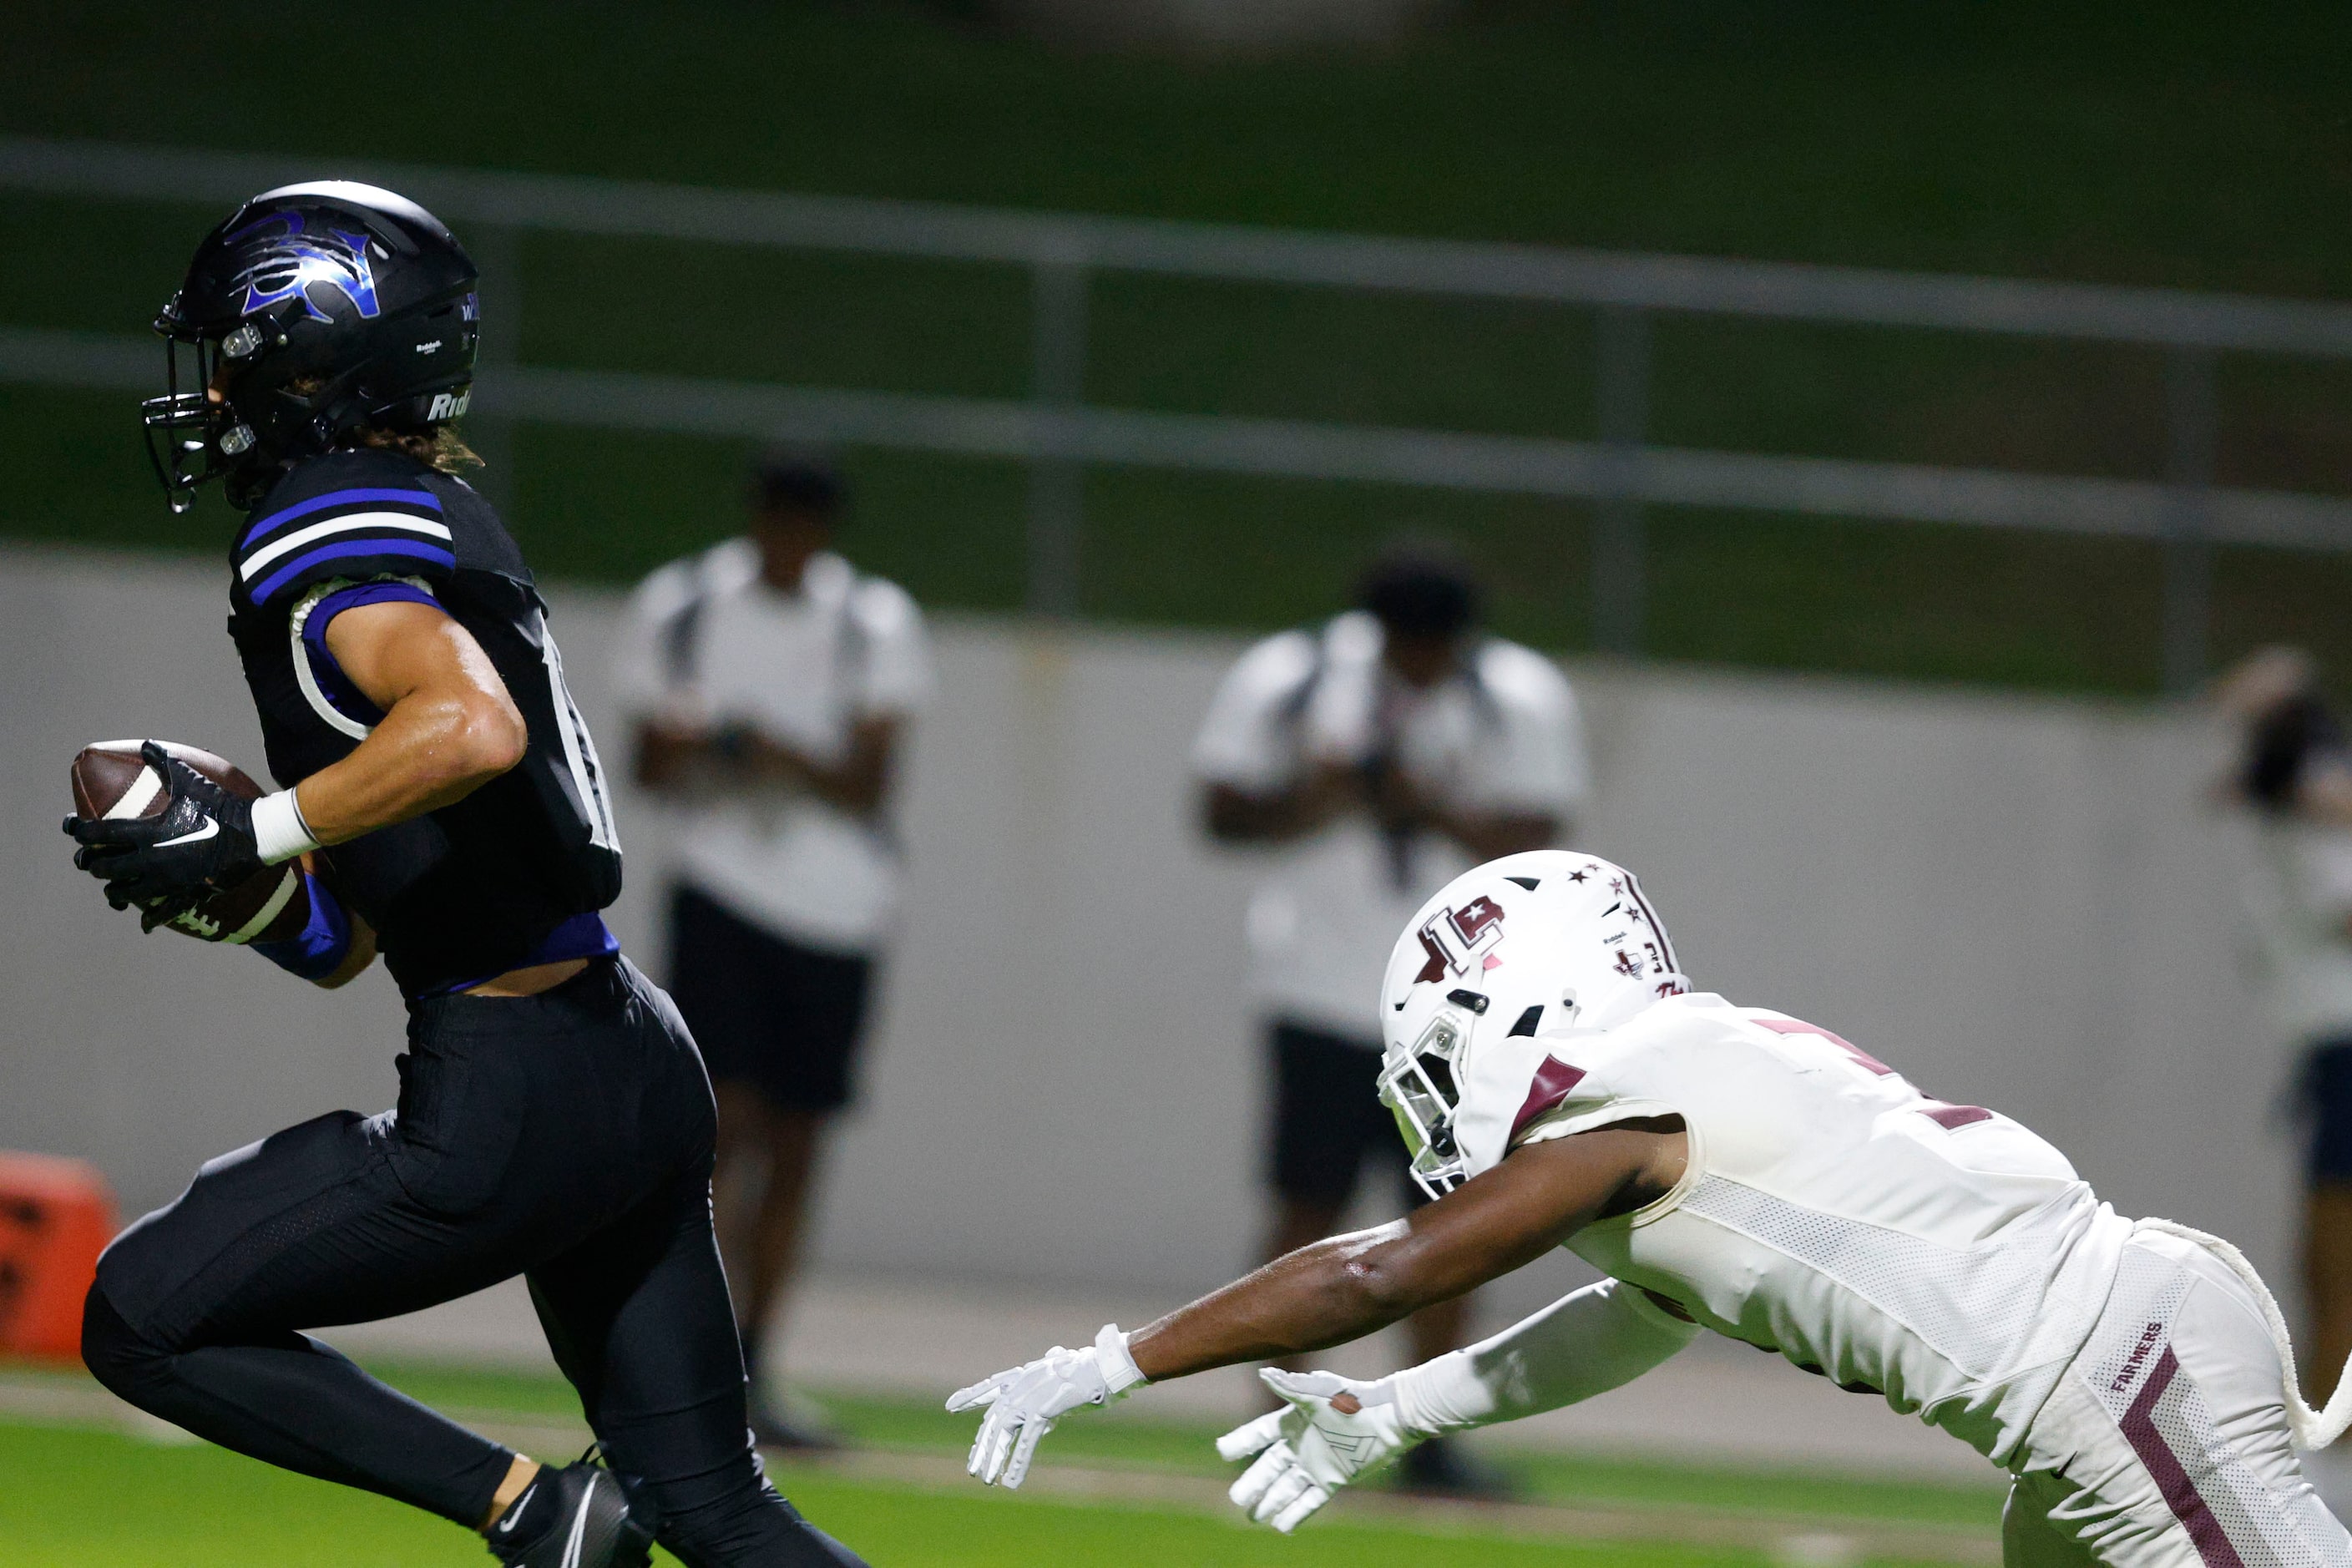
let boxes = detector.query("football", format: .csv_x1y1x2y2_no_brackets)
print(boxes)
69,740,308,943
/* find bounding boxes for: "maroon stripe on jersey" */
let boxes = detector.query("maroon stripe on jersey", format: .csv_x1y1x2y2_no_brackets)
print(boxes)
1920,1103,1994,1130
2118,1348,2248,1568
1510,1056,1590,1143
1751,1016,1896,1076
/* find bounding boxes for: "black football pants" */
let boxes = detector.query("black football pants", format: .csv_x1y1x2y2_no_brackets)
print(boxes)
80,957,864,1568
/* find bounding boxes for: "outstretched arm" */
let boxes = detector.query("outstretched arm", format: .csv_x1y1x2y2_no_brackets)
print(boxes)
1126,1121,1684,1381
948,1121,1684,1490
1396,1276,1697,1430
1217,1277,1698,1531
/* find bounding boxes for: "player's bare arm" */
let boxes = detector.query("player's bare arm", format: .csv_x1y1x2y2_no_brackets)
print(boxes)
68,601,528,952
1124,1120,1683,1381
308,599,527,842
946,1114,1684,1494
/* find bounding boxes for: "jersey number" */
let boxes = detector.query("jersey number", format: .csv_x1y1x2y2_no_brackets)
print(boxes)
1752,1019,1990,1130
540,615,618,852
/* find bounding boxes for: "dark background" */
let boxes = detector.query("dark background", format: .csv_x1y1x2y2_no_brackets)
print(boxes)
5,0,2349,692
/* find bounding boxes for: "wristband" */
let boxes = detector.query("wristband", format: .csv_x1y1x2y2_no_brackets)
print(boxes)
250,871,352,981
250,788,321,865
1095,1323,1148,1398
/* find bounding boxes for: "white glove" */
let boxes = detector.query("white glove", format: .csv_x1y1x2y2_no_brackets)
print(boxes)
945,1323,1146,1489
1216,1368,1424,1533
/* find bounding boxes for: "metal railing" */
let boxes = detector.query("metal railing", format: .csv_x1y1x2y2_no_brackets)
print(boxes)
7,135,2352,685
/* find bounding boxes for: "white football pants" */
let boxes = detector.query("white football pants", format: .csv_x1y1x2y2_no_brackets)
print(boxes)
2004,1226,2352,1566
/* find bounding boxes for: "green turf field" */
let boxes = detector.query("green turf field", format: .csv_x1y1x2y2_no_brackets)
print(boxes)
362,1360,2006,1531
0,1422,1760,1568
0,1358,2006,1565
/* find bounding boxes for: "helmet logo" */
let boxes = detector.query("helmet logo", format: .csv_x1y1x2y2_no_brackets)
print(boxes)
225,211,382,323
1413,895,1505,984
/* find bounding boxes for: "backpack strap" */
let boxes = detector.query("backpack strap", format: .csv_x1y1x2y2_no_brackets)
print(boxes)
658,552,716,690
1272,624,1329,737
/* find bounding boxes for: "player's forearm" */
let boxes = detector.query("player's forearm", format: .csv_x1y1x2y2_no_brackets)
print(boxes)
1391,1278,1697,1436
294,688,526,844
1131,1134,1672,1383
1127,1224,1431,1381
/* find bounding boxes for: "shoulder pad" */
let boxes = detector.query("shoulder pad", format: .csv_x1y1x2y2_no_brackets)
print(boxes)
235,451,455,608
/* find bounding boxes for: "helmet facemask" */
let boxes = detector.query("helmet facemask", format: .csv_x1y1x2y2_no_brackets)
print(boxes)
141,317,255,513
1376,851,1694,1198
1379,1007,1472,1199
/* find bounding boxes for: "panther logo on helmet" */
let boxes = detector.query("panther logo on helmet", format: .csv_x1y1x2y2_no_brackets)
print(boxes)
144,181,479,513
225,211,383,323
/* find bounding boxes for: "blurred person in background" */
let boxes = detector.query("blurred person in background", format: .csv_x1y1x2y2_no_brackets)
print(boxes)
1189,539,1587,1496
2218,647,2352,1409
614,450,932,1448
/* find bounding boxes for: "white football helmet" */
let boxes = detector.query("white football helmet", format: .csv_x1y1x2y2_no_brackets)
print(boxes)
1377,849,1689,1197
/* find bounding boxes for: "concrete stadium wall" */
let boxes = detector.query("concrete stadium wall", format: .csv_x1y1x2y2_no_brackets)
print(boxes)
0,546,2297,1326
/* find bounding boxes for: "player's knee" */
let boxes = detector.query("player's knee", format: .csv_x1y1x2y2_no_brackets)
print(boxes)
80,1277,167,1398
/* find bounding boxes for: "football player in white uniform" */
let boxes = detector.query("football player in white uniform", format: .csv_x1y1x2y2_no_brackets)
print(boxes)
948,850,2352,1565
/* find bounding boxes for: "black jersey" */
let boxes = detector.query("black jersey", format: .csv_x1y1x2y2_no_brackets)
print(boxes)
225,448,622,996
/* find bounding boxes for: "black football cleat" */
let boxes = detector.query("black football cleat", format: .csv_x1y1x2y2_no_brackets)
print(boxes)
485,1449,653,1568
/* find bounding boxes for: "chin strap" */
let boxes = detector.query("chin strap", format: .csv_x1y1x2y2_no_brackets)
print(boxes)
2135,1217,2352,1450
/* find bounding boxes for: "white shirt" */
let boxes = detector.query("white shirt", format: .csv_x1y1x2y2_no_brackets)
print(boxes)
1191,613,1588,1039
2242,817,2352,1044
611,540,932,953
1454,992,2132,1465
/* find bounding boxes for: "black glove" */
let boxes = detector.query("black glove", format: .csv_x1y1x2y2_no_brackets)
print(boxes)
66,741,266,917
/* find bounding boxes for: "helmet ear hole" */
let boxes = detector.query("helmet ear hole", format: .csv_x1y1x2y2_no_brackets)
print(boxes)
1559,988,1581,1015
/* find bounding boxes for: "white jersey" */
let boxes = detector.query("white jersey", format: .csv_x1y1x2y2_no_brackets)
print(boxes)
1191,613,1589,1037
610,540,933,953
1455,992,2132,1464
2242,816,2352,1045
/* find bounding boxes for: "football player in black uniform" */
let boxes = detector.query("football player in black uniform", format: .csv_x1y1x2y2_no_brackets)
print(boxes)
64,182,867,1568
